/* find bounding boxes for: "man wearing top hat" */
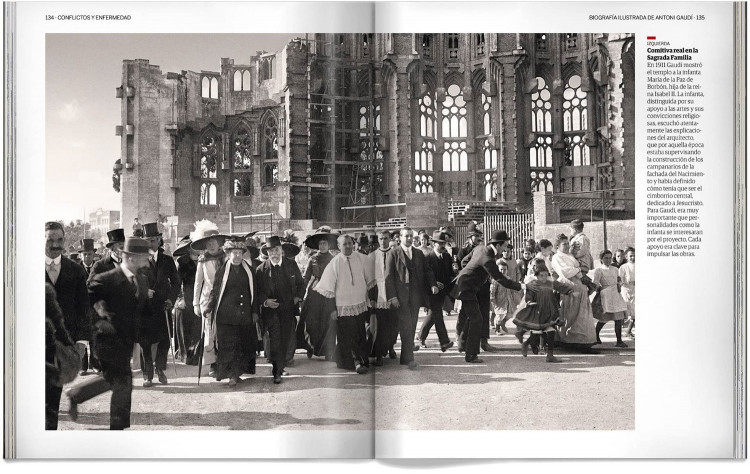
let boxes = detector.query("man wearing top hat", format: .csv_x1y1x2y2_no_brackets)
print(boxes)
44,221,90,429
454,229,533,363
255,236,305,383
418,230,456,351
203,239,260,387
79,239,97,277
139,222,180,387
65,237,152,430
88,229,126,282
384,226,438,370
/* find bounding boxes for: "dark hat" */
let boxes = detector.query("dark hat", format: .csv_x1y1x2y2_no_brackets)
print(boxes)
368,234,379,245
121,237,151,256
172,235,192,258
79,239,95,252
487,230,511,245
358,234,369,247
467,221,483,236
143,222,161,238
245,245,261,260
190,229,229,251
304,226,340,250
431,230,449,243
261,235,283,256
244,231,258,240
105,229,126,248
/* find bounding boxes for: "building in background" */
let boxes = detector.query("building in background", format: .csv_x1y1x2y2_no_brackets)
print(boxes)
88,208,121,236
113,33,635,238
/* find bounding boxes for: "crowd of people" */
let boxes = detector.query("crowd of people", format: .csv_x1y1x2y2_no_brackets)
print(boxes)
44,217,635,430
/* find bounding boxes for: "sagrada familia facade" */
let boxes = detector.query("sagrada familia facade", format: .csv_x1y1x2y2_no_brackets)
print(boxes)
113,33,635,238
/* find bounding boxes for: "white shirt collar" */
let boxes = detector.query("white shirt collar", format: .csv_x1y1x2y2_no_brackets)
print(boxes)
152,250,159,262
45,255,61,266
120,263,136,279
270,259,282,267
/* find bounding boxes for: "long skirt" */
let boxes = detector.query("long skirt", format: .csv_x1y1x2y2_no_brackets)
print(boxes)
175,305,203,365
216,323,256,380
302,291,334,357
557,277,597,345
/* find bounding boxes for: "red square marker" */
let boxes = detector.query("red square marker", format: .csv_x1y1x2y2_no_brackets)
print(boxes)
647,36,656,40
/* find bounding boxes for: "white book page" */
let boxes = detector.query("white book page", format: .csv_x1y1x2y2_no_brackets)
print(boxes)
14,0,377,459
374,0,737,458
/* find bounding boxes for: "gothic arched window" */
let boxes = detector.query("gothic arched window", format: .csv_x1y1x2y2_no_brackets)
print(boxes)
200,134,218,205
233,70,251,91
414,90,436,192
563,74,590,166
201,76,219,99
232,127,253,197
475,34,486,56
530,76,554,192
446,33,459,59
484,172,497,201
262,116,278,186
441,83,468,171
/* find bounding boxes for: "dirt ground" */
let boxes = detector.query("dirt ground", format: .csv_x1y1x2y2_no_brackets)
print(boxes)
57,312,634,430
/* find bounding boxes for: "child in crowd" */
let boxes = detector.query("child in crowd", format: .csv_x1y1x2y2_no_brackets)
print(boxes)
513,264,572,363
517,245,535,283
613,249,625,268
533,239,556,278
592,250,629,347
491,259,522,334
618,247,636,338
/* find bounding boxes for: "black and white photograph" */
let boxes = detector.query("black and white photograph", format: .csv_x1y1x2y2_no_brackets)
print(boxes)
44,32,637,432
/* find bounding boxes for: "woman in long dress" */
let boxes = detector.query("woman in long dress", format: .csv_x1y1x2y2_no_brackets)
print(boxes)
592,250,629,347
300,227,339,359
190,221,228,376
550,234,597,351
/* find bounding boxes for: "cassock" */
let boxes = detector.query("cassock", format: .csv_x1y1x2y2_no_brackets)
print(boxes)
314,251,374,371
300,251,335,358
367,248,399,358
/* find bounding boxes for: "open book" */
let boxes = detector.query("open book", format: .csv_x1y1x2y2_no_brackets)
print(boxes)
3,0,746,459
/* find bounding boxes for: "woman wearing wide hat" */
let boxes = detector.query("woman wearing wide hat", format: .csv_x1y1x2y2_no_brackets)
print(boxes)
191,220,229,375
301,226,340,359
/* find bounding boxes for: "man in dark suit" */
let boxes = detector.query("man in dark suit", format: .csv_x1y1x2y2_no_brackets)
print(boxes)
44,222,90,429
77,238,98,374
65,237,151,430
418,230,455,352
88,229,126,281
255,236,305,383
140,222,180,386
385,226,438,370
454,222,494,352
454,230,531,363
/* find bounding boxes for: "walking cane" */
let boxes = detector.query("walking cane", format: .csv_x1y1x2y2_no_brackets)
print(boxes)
164,309,178,377
197,315,205,385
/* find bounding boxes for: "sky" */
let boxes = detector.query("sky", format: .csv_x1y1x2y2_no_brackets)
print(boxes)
45,33,297,223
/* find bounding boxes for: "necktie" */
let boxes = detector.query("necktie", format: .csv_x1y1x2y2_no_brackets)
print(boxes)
46,262,59,285
129,275,139,298
346,257,355,285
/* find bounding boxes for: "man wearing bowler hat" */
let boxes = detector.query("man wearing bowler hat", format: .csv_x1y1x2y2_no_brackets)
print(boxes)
139,222,180,387
255,236,305,383
454,230,533,363
65,237,152,429
418,230,456,351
